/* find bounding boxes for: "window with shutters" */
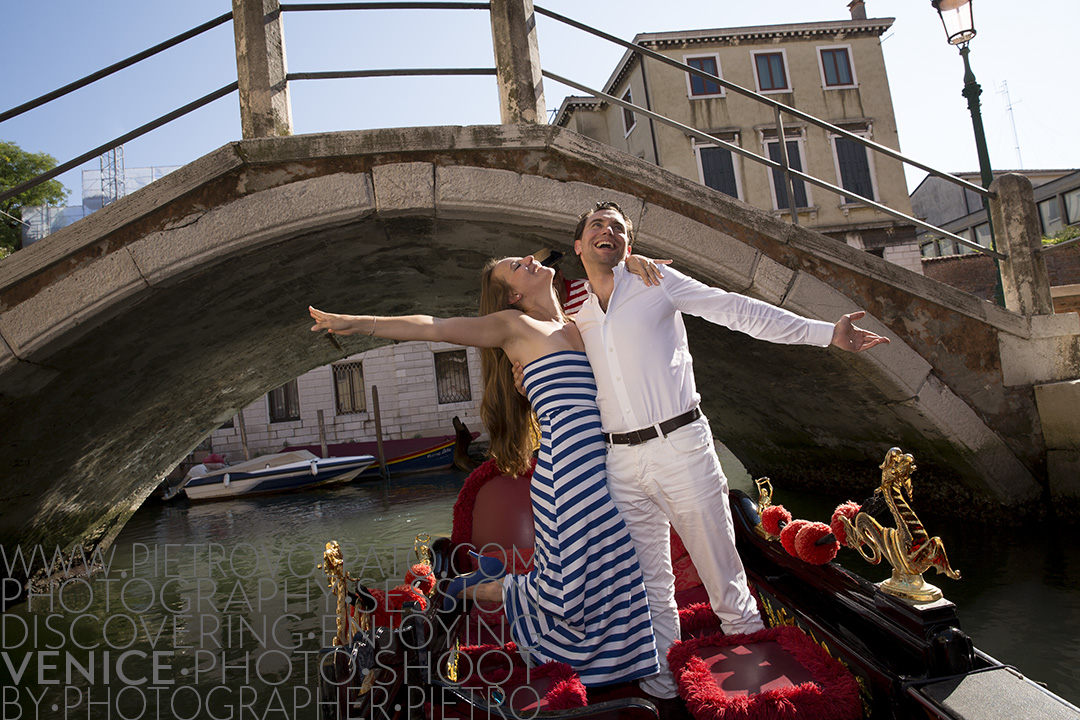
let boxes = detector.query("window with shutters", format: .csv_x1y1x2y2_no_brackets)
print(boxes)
831,134,876,204
765,138,809,210
695,140,741,199
333,361,366,415
434,350,472,404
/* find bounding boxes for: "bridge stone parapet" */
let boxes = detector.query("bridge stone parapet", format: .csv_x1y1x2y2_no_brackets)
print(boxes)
1,124,1077,581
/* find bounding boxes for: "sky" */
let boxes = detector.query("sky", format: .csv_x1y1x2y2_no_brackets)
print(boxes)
2,0,1078,203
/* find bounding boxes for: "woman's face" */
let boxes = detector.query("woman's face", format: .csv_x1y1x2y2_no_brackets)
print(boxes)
494,255,554,304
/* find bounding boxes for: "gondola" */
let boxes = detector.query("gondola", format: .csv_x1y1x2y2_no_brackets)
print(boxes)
316,448,1080,720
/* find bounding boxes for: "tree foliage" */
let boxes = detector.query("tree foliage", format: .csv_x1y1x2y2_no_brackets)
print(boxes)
1,140,69,257
1043,224,1079,246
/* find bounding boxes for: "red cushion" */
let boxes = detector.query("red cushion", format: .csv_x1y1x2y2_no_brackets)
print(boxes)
451,643,588,713
668,626,862,720
471,474,535,553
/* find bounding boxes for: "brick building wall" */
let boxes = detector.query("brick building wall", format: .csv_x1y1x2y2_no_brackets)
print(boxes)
922,244,1080,312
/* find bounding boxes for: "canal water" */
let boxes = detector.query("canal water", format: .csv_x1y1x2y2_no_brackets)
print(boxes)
3,455,1078,718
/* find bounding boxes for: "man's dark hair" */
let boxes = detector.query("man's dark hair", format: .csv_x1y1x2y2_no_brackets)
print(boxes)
574,201,634,243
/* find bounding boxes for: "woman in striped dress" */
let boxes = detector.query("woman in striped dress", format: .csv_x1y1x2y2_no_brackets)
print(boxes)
309,253,661,686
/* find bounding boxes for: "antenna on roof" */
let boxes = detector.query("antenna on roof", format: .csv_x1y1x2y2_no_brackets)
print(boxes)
998,81,1023,170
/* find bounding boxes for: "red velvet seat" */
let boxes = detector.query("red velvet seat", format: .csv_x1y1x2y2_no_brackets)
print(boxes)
668,626,862,720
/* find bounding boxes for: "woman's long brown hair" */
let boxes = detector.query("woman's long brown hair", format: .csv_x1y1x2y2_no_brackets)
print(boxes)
478,258,541,477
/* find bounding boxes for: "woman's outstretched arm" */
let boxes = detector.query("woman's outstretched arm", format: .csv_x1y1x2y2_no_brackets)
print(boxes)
309,306,513,349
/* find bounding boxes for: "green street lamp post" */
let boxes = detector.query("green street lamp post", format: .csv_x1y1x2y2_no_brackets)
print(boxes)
932,0,1004,304
932,0,994,191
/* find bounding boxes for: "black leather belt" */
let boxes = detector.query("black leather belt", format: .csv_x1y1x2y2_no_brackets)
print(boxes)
604,407,702,446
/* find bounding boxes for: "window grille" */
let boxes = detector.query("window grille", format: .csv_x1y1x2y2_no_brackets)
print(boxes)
333,362,366,414
434,350,472,404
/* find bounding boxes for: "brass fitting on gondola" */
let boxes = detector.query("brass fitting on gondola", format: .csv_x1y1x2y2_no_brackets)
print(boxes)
839,448,961,602
318,540,356,647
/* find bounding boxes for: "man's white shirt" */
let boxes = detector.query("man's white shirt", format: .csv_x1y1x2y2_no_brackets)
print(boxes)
574,263,834,434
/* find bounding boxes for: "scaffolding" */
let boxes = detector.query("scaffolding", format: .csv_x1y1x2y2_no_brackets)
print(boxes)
99,146,126,207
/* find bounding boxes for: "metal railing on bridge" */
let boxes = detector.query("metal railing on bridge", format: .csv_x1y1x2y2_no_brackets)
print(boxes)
5,1,1071,257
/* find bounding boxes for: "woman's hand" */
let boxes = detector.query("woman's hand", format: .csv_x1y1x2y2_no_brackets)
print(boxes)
309,306,368,336
626,254,671,286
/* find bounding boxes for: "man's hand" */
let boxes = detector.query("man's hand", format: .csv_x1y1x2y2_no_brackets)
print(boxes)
831,311,890,353
512,362,527,397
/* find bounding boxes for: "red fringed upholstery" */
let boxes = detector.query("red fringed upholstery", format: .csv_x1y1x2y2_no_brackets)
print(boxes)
406,563,436,594
669,626,862,720
456,642,589,712
678,601,722,638
451,459,507,549
451,458,536,574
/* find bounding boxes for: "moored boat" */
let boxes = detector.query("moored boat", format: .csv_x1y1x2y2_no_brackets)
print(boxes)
171,449,375,501
286,425,480,478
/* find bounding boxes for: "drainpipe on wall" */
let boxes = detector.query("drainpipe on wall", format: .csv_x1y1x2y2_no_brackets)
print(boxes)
639,53,662,166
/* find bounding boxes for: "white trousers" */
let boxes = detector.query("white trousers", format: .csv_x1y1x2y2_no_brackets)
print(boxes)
605,416,764,698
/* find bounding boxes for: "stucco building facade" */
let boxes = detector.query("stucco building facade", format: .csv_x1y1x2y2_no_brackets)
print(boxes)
554,9,922,274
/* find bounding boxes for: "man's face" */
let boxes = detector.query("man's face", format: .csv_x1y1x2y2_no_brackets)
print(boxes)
575,208,631,270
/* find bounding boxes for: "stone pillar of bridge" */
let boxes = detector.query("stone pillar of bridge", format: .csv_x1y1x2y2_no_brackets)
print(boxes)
489,0,547,124
989,173,1054,316
233,0,293,139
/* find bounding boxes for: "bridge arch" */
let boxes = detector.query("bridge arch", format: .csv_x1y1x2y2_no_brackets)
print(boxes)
0,124,1048,570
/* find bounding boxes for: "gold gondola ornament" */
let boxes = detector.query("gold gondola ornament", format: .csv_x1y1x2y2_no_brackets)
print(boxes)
839,448,961,602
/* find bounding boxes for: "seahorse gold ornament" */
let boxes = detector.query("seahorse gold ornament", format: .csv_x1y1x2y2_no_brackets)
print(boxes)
318,540,354,647
839,448,961,602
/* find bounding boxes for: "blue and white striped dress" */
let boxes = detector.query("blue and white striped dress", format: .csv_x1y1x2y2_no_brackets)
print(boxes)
502,351,659,686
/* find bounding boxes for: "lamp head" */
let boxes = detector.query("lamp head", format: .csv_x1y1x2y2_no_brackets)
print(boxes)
932,0,976,46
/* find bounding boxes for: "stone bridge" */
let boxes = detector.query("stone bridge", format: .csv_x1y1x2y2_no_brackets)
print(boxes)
2,123,1079,576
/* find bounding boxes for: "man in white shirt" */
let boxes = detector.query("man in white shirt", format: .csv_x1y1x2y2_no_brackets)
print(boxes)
571,201,889,701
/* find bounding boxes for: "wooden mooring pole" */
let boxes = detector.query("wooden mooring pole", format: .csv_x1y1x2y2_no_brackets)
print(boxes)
317,409,329,458
371,385,389,480
236,412,251,461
